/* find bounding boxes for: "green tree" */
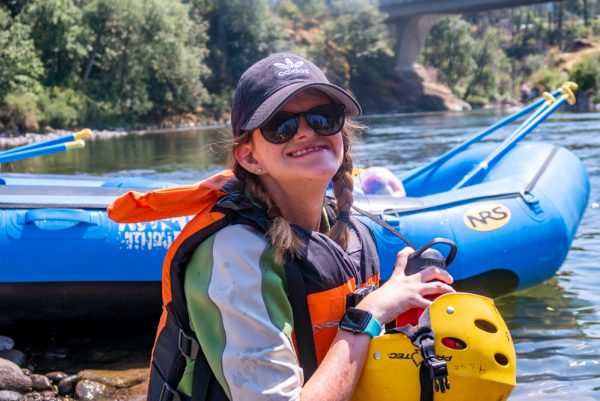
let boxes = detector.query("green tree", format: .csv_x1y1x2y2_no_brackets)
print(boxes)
0,6,43,100
319,0,393,88
189,0,289,107
81,0,210,122
424,16,476,96
570,52,600,91
19,0,90,87
463,27,511,103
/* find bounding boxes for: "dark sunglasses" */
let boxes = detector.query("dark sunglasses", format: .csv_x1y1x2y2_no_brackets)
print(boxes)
260,103,345,144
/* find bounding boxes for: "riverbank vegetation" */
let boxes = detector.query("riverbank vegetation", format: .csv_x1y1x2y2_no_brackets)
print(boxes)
1,0,598,134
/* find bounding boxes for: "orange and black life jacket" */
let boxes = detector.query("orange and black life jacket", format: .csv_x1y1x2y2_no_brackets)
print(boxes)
108,170,380,401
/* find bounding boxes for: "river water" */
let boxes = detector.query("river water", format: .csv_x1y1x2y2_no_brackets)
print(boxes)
3,110,599,399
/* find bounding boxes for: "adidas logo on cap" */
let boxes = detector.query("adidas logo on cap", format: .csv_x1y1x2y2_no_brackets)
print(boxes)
273,58,310,77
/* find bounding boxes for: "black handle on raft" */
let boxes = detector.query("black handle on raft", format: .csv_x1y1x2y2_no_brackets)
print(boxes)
405,238,458,276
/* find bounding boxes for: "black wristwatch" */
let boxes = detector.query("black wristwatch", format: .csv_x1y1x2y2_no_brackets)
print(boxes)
338,307,382,338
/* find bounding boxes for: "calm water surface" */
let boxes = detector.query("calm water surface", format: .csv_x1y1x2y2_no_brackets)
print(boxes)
4,111,600,399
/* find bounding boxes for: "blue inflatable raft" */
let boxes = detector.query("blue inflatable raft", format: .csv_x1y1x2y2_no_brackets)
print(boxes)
0,139,589,324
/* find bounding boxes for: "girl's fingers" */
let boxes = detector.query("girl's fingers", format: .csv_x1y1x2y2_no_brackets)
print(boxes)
406,295,432,311
419,266,454,284
421,282,455,297
392,247,414,276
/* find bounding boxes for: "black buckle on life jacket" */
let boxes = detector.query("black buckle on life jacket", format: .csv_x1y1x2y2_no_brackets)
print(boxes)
159,383,183,401
395,325,450,395
413,329,450,393
178,329,200,359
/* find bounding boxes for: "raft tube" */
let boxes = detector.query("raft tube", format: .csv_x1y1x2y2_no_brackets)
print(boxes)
0,141,589,323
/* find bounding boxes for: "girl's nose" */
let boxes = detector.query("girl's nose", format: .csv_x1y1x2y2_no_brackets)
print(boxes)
293,115,316,140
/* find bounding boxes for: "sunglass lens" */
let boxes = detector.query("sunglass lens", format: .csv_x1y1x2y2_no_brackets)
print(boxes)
306,104,344,136
261,113,298,144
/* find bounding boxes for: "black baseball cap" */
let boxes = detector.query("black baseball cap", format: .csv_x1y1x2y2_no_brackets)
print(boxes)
231,52,362,137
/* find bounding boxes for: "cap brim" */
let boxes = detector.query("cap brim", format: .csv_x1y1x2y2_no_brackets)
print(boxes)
241,82,362,132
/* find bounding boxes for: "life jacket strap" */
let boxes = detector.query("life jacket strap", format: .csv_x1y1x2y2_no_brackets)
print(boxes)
159,382,188,401
394,324,450,401
178,328,200,359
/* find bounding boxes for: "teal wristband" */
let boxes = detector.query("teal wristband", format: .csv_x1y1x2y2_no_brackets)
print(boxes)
363,315,382,338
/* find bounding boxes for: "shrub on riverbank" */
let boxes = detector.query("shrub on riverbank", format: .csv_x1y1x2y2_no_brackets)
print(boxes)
570,52,600,93
0,93,42,133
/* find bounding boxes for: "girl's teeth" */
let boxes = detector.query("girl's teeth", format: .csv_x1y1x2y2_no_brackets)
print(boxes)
291,147,320,157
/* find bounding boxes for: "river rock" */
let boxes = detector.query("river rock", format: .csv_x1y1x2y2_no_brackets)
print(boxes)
75,380,115,401
0,349,26,367
0,358,33,392
45,372,68,384
20,392,41,401
100,381,147,401
30,374,52,392
0,390,21,401
39,390,57,398
78,369,147,388
0,337,14,352
57,375,79,396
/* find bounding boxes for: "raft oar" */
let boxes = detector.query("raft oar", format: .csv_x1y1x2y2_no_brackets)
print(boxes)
401,88,563,185
452,83,577,190
0,129,92,156
0,139,86,164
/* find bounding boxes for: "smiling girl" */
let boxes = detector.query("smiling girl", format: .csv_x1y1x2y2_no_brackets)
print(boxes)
145,52,455,401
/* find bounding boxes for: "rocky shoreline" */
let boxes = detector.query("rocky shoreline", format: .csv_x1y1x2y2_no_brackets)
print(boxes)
0,335,148,401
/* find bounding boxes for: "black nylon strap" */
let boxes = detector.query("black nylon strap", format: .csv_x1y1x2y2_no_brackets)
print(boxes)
394,324,448,401
191,347,211,401
190,345,229,401
284,259,318,380
351,204,415,249
419,363,434,401
159,383,183,401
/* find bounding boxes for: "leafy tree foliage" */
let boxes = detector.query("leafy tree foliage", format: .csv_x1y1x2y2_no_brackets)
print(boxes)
19,0,89,87
0,7,43,100
1,0,598,132
424,16,476,96
321,0,392,86
570,52,600,91
189,0,289,96
81,0,209,122
463,27,511,102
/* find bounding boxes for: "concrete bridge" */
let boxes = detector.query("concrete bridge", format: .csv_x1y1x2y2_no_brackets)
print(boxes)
379,0,558,72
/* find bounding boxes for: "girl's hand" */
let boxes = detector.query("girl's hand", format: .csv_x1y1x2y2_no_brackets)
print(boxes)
357,247,455,324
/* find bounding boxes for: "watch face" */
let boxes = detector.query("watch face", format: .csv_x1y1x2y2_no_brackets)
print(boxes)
341,308,369,332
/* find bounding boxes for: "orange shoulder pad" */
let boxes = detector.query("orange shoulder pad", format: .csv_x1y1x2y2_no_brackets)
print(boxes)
107,169,234,223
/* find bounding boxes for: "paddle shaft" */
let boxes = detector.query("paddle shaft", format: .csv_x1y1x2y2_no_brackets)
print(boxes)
0,140,85,164
0,129,91,156
452,94,569,189
401,89,562,185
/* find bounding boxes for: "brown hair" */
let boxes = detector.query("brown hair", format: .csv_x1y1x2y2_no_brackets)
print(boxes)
230,121,361,264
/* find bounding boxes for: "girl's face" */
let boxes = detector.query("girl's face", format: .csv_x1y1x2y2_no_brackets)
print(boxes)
236,90,344,190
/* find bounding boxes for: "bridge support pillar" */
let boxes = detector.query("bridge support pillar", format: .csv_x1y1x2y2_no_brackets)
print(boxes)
394,14,441,73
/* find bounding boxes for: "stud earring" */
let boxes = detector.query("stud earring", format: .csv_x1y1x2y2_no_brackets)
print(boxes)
256,167,263,174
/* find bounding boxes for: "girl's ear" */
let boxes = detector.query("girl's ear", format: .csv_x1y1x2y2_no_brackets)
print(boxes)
234,140,261,174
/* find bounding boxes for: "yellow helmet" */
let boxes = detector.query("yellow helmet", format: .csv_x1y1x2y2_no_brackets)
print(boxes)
351,292,516,401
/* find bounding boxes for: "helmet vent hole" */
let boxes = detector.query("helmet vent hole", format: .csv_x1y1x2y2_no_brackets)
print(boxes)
441,337,466,350
494,353,509,366
474,319,498,333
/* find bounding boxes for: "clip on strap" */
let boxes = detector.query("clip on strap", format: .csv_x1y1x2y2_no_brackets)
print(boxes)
396,325,450,394
415,329,450,393
178,329,200,359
